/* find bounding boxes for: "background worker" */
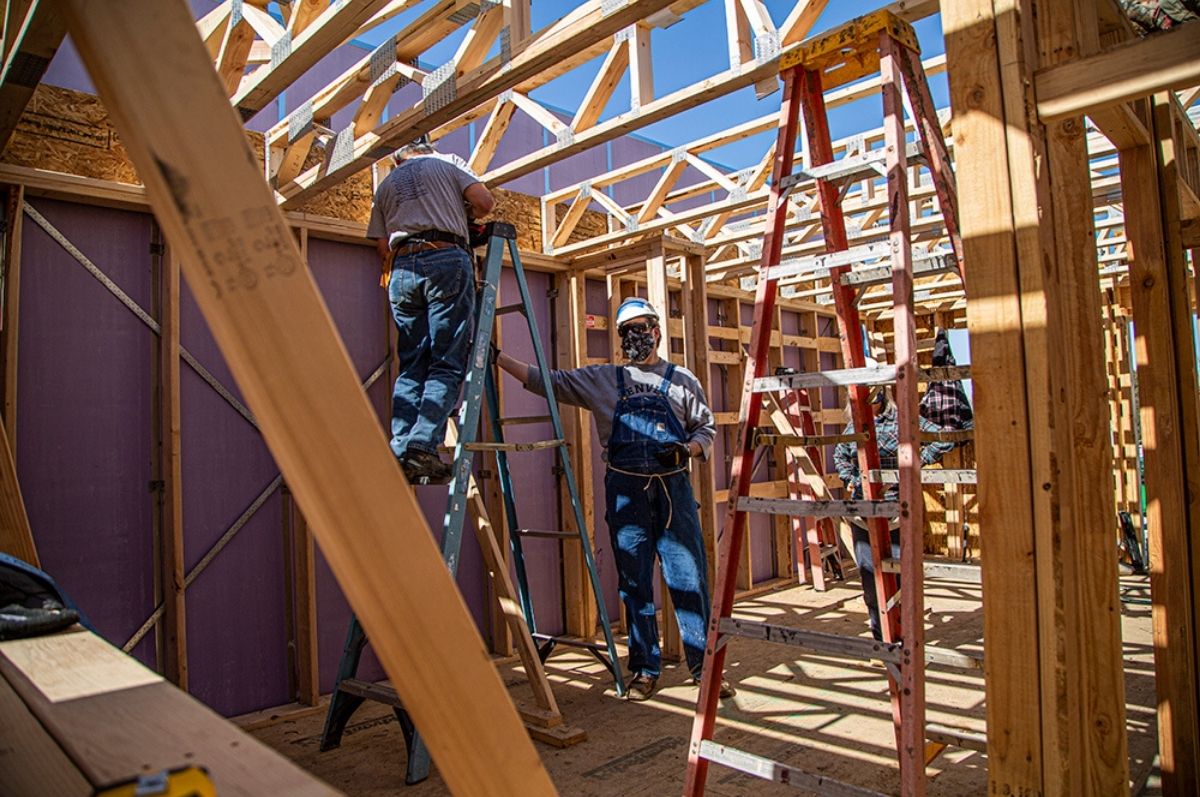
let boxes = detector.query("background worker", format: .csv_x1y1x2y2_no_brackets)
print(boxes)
367,135,494,484
495,297,731,702
834,375,953,641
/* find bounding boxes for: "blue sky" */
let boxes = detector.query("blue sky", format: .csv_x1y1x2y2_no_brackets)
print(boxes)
356,1,949,170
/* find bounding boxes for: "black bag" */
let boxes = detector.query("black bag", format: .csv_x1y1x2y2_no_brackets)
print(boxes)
0,553,82,640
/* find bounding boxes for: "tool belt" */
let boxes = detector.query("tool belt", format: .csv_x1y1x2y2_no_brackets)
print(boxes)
392,229,468,253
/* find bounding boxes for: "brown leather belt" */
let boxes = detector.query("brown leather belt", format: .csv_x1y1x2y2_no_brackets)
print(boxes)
393,240,462,256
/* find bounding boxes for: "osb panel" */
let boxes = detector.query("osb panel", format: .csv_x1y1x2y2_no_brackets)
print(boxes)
3,85,607,255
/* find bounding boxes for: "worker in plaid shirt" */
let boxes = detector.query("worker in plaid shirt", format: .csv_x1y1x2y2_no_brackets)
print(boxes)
834,380,955,641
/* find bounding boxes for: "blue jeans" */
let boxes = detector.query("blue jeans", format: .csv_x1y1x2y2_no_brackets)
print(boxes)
388,247,475,458
851,524,901,641
604,469,710,679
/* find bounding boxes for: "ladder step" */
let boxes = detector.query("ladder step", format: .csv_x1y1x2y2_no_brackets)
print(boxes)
752,365,972,392
819,543,839,559
920,428,974,443
337,678,401,707
498,415,553,426
925,722,988,753
695,740,888,795
738,497,900,518
764,242,951,284
515,528,578,539
882,558,982,584
839,252,959,287
462,438,565,452
778,140,925,190
530,633,608,653
721,617,981,671
496,303,527,316
869,468,977,484
757,432,869,448
719,617,902,663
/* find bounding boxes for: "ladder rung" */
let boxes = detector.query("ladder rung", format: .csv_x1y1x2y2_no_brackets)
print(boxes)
778,140,925,190
924,645,984,671
720,617,903,662
462,439,565,452
882,559,982,584
839,253,959,287
757,432,869,447
495,303,526,316
752,365,972,392
764,243,951,284
498,415,553,426
337,678,401,707
695,740,888,796
738,497,900,518
925,723,988,753
869,468,977,484
516,529,577,539
765,241,894,281
819,543,839,559
530,633,607,653
919,428,974,443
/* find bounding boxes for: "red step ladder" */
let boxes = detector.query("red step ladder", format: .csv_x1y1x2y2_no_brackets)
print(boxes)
685,11,969,796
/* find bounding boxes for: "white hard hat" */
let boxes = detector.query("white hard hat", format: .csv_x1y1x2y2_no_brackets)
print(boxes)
615,297,660,329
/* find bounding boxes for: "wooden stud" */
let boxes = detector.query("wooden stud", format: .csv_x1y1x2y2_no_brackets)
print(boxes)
1122,93,1200,791
941,2,1046,791
157,241,186,689
2,185,21,449
556,272,598,640
58,4,557,794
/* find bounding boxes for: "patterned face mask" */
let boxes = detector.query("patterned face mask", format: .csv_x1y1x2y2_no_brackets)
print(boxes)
620,325,657,363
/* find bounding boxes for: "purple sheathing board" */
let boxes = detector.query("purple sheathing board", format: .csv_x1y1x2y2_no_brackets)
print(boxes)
16,199,156,665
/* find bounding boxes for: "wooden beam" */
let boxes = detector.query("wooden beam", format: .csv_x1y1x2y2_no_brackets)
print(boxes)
0,628,338,795
556,272,598,639
629,23,654,110
2,184,21,449
1035,2,1129,792
58,3,557,795
570,37,630,132
278,0,679,209
232,0,394,115
1120,98,1200,790
157,241,186,689
0,0,65,152
0,411,34,566
942,1,1044,791
1036,21,1200,123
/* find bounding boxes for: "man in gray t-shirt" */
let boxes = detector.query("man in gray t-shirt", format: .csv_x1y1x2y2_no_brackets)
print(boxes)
496,297,732,703
367,136,494,484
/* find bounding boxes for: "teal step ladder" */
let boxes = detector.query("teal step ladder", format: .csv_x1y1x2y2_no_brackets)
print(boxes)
320,222,624,785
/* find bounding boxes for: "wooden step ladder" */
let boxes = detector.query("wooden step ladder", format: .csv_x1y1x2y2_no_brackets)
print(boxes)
684,12,972,796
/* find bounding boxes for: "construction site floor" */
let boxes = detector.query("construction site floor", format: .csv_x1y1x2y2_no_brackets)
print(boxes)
246,570,1160,796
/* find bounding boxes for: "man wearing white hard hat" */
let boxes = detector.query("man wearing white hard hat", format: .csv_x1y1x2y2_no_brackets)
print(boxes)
496,297,731,702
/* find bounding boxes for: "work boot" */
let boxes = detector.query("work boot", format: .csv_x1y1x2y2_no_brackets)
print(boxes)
692,675,737,699
626,673,658,701
400,449,452,485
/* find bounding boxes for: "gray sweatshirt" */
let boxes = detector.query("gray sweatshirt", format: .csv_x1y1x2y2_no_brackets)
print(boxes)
523,360,716,461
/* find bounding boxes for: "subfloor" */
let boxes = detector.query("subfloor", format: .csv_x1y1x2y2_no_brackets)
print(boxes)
247,570,1160,796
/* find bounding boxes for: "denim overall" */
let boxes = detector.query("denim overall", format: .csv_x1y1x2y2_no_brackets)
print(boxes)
604,364,711,679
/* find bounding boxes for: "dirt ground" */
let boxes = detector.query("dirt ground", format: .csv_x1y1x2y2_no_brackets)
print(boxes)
247,570,1161,796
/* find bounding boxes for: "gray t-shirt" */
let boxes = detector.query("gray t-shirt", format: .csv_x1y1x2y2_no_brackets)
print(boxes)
366,154,480,246
523,360,716,461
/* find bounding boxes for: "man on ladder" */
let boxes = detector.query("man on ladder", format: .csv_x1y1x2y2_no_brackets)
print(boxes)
367,133,494,484
496,297,733,702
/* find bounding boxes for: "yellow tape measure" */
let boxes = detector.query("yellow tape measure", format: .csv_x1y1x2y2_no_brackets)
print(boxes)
94,765,215,797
